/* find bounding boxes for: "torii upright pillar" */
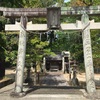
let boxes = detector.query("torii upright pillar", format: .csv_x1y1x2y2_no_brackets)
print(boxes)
81,13,96,94
14,16,27,95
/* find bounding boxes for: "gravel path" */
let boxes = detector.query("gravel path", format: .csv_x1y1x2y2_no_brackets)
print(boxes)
41,72,69,86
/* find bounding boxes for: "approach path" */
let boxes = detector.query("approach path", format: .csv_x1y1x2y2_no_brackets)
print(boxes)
0,70,100,100
41,71,69,86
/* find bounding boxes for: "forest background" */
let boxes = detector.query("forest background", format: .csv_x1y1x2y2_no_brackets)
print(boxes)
0,0,100,73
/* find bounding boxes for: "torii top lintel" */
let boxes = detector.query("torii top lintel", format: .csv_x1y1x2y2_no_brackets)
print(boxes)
0,5,100,17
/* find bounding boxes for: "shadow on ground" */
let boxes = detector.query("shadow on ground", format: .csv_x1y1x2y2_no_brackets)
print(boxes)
25,86,85,95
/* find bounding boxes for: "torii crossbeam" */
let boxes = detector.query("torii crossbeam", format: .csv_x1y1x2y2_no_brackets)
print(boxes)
5,20,100,31
1,5,100,17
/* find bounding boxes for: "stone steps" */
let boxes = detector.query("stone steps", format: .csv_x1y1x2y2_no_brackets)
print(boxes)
24,94,89,100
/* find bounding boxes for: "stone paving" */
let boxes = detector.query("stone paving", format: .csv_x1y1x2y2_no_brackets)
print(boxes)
0,82,89,100
41,71,69,86
0,71,100,100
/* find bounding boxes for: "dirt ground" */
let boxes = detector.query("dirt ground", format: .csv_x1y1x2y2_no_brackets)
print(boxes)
4,68,100,88
63,72,100,89
63,73,100,82
5,69,100,81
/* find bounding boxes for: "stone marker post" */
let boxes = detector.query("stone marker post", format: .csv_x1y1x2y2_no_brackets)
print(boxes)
68,56,71,81
15,16,27,94
81,12,96,94
43,57,46,72
62,56,65,73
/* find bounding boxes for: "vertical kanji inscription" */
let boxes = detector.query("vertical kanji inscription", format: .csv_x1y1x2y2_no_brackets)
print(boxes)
81,12,96,94
15,16,27,93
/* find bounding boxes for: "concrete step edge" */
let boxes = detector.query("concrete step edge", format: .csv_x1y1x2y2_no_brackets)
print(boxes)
26,94,85,98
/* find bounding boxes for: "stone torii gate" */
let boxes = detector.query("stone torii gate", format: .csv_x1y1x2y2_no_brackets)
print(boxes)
2,6,100,96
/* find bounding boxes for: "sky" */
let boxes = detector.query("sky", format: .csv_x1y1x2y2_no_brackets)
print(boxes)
64,0,70,3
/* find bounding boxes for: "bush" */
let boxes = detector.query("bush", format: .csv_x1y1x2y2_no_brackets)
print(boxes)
0,61,5,79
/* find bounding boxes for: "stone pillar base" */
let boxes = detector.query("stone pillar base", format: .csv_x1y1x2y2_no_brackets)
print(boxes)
83,91,98,100
10,91,26,98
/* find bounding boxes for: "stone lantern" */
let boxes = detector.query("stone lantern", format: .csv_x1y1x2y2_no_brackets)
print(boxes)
71,62,79,86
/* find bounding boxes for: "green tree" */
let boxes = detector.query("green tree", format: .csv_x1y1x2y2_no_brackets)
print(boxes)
0,33,6,61
5,34,18,67
91,30,100,69
51,31,83,63
26,34,55,69
0,0,23,7
0,33,6,79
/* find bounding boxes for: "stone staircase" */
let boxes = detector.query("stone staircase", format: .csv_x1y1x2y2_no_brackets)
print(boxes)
50,65,59,71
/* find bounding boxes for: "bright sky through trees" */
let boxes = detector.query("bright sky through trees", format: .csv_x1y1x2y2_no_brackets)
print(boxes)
64,0,70,3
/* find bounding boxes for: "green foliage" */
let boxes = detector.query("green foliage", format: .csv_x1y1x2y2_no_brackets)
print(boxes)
0,0,100,70
70,0,100,6
26,34,55,67
0,16,7,31
5,34,18,67
19,0,62,8
91,30,100,68
0,33,6,61
51,30,83,64
0,0,23,7
0,0,65,8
